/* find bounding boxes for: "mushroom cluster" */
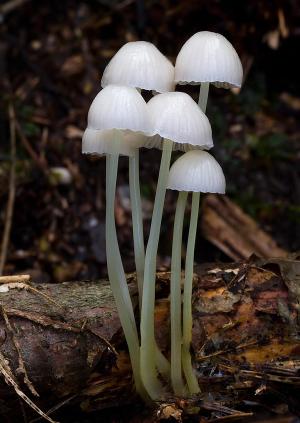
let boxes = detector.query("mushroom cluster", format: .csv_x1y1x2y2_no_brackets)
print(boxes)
82,32,243,401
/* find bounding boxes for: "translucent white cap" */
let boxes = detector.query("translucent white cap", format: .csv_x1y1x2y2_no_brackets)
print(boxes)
87,85,150,134
101,41,175,93
82,128,146,157
175,31,243,89
167,150,226,193
147,92,213,150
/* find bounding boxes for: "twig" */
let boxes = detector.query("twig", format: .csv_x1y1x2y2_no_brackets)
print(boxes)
196,340,258,361
5,308,117,354
209,412,253,422
0,352,58,423
0,103,17,276
0,282,62,308
30,395,78,423
0,274,30,283
0,305,39,397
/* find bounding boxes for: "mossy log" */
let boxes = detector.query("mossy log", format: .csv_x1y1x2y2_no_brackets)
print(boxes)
0,256,299,421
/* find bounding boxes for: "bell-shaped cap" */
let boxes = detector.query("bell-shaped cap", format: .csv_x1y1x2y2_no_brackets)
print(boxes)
167,150,226,193
175,31,243,88
87,85,150,134
101,41,175,93
82,128,146,157
147,92,213,150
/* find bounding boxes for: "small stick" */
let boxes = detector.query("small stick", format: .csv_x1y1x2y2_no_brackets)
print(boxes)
5,307,117,354
0,281,61,308
209,412,253,422
0,274,30,284
0,103,16,276
30,395,77,423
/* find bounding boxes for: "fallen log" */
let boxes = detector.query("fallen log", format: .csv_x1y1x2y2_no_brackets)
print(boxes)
0,256,299,422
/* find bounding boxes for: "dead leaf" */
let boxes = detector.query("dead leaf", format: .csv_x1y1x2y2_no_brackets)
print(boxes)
61,55,84,76
157,403,183,421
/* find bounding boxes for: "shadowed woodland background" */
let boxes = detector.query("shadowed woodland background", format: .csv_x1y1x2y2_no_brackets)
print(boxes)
0,0,299,282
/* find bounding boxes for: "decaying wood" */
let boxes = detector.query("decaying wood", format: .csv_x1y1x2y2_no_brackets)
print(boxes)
201,195,287,260
0,257,299,422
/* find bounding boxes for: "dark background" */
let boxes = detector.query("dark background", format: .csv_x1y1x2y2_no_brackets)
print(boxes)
0,0,299,283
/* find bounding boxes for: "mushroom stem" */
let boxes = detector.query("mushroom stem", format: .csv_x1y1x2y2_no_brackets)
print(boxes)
129,150,145,309
140,138,173,399
155,346,170,382
129,150,171,382
182,191,201,394
170,190,188,395
198,82,210,112
106,153,147,401
181,82,210,394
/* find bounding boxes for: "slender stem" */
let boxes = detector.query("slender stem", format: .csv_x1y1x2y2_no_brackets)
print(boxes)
129,150,145,309
140,139,173,399
181,81,210,394
170,191,188,395
106,153,148,401
128,150,170,381
155,347,170,382
182,192,200,394
198,82,210,112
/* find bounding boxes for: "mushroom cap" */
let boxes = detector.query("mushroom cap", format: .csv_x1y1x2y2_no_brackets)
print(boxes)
101,41,175,93
147,92,213,150
175,31,243,89
87,85,150,135
82,128,147,157
167,150,226,193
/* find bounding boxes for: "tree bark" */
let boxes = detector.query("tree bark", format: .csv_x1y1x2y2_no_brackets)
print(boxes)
0,257,299,421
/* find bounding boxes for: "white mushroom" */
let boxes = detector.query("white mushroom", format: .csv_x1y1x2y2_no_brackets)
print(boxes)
140,92,213,399
82,84,150,401
101,45,174,339
87,85,150,133
101,44,175,387
175,31,243,89
168,150,226,193
101,41,175,93
82,128,146,157
167,150,225,395
147,91,213,150
175,31,243,111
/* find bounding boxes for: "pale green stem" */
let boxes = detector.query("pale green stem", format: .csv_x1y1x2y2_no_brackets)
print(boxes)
140,139,173,399
106,153,148,401
129,150,145,309
129,150,170,382
155,347,170,382
182,192,200,394
198,82,210,112
170,191,188,395
181,82,210,394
